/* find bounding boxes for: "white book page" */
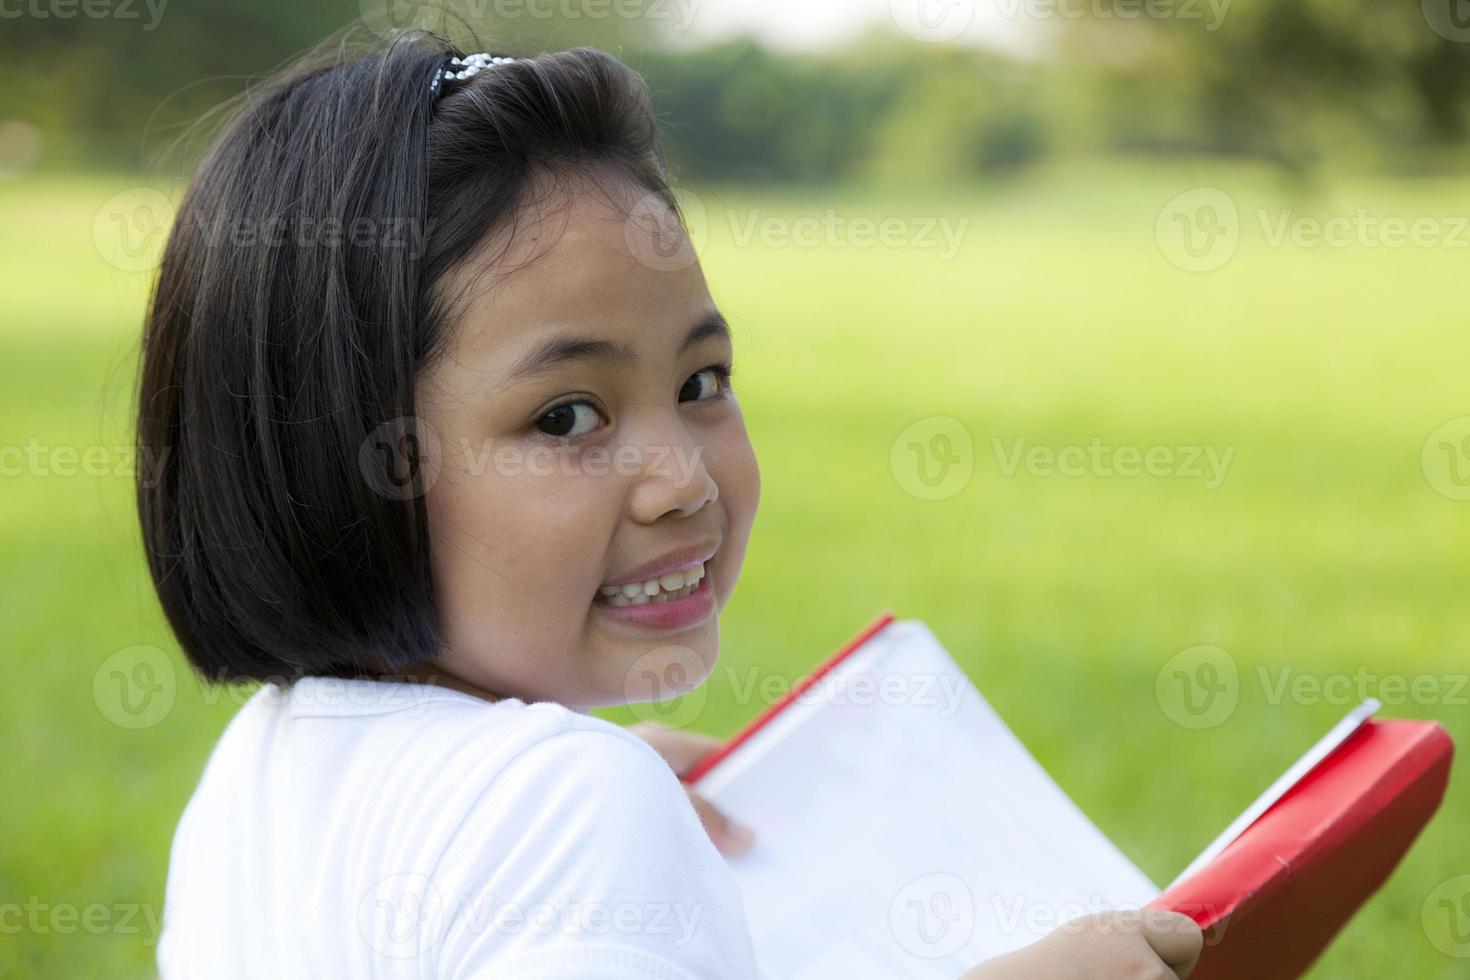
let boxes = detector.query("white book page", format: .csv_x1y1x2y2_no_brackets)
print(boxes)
700,621,1161,980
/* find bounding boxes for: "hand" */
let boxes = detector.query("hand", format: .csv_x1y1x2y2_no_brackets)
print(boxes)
960,909,1204,980
627,721,756,857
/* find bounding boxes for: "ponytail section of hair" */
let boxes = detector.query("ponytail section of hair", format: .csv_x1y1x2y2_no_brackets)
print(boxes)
136,31,680,684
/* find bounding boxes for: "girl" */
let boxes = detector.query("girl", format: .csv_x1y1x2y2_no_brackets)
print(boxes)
138,28,1202,979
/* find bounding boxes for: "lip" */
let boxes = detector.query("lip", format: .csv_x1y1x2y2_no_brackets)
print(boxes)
599,540,720,590
593,568,716,632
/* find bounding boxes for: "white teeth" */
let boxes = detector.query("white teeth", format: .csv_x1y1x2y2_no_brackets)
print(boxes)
600,562,708,606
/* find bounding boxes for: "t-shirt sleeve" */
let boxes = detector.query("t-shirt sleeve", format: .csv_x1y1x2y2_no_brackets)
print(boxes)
420,722,758,980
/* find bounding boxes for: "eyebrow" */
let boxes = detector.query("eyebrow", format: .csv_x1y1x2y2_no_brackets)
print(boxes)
501,311,732,384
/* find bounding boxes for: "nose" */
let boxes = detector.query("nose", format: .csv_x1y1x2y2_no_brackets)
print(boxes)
627,417,718,524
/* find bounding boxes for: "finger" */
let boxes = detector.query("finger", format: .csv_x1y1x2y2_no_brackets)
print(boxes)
630,722,722,774
1140,909,1204,978
685,788,755,856
661,731,721,773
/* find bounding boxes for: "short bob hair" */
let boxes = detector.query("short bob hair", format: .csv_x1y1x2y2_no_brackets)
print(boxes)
136,29,677,683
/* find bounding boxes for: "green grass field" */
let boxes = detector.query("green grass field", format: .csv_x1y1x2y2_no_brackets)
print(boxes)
2,162,1467,977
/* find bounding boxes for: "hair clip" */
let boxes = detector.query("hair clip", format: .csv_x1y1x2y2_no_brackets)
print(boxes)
429,52,519,99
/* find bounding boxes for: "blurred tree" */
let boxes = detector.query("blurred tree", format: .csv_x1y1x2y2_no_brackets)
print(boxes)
1058,0,1470,171
3,0,1469,179
0,0,661,169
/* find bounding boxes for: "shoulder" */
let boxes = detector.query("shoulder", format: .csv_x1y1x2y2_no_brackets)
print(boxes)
450,709,689,820
204,678,678,827
361,705,758,978
163,683,757,978
422,706,719,892
393,703,702,856
332,690,687,836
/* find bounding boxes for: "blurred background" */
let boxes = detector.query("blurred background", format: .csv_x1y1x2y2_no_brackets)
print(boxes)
2,0,1468,976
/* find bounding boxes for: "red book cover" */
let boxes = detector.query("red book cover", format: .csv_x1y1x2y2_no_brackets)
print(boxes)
1151,717,1454,978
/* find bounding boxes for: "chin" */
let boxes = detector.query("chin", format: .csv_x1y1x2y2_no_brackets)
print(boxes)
602,625,718,708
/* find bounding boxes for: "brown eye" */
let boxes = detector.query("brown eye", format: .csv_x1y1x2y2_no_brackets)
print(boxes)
679,364,732,403
536,401,603,438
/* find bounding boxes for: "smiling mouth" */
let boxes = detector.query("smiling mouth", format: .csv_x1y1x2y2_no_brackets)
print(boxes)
595,562,707,607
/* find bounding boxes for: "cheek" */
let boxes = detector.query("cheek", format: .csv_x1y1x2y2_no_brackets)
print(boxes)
708,410,761,583
723,405,760,518
425,462,617,643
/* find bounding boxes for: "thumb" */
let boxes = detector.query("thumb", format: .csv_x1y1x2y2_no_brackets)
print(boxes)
1140,909,1204,978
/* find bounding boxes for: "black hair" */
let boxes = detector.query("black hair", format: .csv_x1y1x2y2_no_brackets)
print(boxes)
135,28,677,683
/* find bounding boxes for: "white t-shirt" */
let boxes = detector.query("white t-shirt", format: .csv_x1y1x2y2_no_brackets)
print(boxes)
157,676,759,979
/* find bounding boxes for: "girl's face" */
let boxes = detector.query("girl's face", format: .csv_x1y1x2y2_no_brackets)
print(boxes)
415,175,759,710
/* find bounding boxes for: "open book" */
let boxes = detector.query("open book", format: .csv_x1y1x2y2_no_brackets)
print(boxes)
684,612,1453,979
